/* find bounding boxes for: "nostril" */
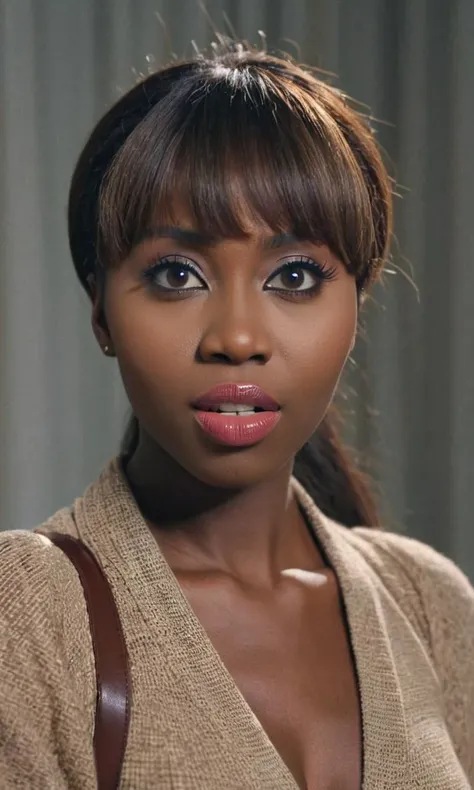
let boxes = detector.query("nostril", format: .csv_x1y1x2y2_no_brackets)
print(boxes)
210,352,233,364
250,353,267,365
196,333,272,365
208,352,266,365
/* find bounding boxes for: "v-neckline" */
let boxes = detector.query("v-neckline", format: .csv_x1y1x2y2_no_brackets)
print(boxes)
75,460,410,790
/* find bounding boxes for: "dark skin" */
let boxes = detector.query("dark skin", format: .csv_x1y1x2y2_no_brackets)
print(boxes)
92,205,362,790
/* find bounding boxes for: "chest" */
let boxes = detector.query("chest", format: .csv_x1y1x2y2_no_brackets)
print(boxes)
84,528,472,789
179,570,362,790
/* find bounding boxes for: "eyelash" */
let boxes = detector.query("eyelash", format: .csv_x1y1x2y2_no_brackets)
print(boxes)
142,254,337,298
265,257,337,299
142,256,203,297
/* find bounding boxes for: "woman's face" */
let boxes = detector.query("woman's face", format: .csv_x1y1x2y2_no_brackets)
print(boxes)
98,205,358,488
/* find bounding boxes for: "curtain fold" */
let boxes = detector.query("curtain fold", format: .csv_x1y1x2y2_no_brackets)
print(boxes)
1,0,473,578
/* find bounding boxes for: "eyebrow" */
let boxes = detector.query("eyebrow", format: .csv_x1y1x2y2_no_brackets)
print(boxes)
137,226,310,251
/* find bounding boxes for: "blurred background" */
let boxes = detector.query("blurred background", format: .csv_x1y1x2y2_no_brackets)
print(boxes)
1,0,473,579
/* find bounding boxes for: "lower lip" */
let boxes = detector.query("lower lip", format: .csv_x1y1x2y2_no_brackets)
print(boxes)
194,410,280,447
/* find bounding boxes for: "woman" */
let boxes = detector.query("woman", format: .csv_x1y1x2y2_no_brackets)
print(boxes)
0,42,473,790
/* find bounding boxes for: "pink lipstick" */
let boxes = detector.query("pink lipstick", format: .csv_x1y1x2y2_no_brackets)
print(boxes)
192,384,281,447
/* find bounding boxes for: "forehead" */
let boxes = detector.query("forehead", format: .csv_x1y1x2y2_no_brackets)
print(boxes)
154,196,280,239
142,197,327,253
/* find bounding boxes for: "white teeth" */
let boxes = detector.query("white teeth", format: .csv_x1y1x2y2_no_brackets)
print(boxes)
218,403,255,412
210,403,257,415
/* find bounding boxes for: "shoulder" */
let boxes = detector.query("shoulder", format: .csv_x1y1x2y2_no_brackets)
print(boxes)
0,506,93,679
344,525,474,652
0,513,97,786
0,507,96,713
0,507,81,626
345,526,474,779
347,526,474,634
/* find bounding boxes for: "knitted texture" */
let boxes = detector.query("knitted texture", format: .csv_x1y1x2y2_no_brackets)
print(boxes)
0,460,473,789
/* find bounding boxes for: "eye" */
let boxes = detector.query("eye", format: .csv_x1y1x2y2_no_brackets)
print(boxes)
143,255,207,293
265,257,337,297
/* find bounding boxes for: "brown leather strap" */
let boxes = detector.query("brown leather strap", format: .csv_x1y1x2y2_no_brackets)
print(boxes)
42,531,130,790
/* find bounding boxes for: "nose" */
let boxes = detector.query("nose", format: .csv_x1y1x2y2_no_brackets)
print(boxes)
197,293,272,366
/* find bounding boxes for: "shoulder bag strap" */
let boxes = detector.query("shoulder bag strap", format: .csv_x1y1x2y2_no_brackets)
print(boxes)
42,531,131,790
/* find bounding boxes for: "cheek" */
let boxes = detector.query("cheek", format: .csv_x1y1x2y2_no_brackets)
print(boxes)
276,285,357,401
105,287,200,401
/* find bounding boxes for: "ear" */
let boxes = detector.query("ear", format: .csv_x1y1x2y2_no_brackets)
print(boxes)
87,274,115,357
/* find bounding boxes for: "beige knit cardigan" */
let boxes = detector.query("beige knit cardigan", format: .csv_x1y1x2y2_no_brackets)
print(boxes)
0,459,473,789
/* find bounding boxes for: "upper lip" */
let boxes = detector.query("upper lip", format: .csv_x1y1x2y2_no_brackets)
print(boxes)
192,383,280,411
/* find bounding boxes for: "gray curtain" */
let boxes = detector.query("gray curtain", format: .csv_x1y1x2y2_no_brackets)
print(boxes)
1,0,473,579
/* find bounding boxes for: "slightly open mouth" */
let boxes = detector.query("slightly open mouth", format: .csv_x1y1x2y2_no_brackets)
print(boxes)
202,406,267,415
192,384,280,416
195,403,280,416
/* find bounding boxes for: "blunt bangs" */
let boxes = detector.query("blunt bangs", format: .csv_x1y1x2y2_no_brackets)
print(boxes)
98,58,386,288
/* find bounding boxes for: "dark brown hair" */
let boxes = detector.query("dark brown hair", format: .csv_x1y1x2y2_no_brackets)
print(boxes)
68,42,392,527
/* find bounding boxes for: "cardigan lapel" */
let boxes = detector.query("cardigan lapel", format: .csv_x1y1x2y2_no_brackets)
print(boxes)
294,482,411,788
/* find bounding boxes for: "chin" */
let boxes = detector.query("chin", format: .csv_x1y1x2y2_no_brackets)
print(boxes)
179,447,292,491
140,418,300,491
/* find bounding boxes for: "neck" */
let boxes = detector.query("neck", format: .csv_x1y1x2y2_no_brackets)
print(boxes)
124,431,325,585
